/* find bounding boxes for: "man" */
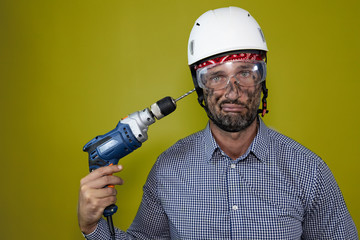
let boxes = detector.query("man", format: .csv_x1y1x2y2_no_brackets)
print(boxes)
78,7,358,239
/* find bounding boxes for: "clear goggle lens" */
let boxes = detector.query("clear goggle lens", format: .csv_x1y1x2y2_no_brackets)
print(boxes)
196,60,267,90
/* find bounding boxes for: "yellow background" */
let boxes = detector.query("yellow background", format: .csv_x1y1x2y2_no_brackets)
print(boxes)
1,0,359,239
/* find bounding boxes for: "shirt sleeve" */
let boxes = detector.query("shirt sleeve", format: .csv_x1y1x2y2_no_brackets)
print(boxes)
83,218,131,240
302,160,358,239
126,160,171,239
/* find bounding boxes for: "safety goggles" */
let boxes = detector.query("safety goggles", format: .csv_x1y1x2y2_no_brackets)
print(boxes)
196,60,267,90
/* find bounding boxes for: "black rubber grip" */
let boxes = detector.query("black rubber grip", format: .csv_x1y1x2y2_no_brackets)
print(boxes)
156,97,176,117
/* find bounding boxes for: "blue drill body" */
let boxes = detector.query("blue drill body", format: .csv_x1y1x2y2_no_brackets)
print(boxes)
83,121,142,172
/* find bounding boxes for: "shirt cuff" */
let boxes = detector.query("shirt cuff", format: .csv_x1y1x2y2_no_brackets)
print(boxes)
83,218,111,240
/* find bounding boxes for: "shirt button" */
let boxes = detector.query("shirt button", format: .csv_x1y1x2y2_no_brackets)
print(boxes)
232,205,238,210
230,164,236,169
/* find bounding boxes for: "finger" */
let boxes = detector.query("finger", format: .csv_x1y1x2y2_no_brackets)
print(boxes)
80,193,117,214
86,187,117,199
88,175,124,189
97,195,118,209
79,187,117,209
81,164,123,186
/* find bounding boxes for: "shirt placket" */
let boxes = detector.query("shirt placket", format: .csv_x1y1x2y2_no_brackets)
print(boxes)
226,157,244,238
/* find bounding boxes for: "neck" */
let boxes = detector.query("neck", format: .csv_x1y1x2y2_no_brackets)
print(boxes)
209,118,259,160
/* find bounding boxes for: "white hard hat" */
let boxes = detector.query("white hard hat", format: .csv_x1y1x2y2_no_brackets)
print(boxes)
188,6,268,65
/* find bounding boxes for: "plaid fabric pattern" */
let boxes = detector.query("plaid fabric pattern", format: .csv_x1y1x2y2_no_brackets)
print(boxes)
85,118,358,240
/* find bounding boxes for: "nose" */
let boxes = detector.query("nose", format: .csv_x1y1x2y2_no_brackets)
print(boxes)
224,76,241,99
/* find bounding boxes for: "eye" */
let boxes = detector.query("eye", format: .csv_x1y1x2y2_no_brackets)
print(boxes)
209,75,225,83
239,71,251,78
211,76,221,82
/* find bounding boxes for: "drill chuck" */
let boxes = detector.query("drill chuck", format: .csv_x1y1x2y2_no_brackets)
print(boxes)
150,89,196,120
150,96,177,120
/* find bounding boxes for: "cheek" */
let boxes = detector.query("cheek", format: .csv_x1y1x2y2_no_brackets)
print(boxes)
244,86,261,102
250,90,262,107
204,89,222,105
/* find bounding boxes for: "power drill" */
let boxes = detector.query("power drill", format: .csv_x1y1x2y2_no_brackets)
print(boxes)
82,89,194,238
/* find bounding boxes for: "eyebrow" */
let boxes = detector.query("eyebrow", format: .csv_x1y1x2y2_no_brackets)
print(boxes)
234,65,253,70
207,70,226,77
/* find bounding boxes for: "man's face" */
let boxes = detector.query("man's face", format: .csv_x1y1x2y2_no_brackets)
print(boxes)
202,61,262,132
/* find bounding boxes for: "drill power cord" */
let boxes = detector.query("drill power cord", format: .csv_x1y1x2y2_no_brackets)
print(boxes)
107,215,116,240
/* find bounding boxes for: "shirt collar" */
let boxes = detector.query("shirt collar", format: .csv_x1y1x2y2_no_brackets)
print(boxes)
249,117,270,163
203,117,270,164
203,122,219,162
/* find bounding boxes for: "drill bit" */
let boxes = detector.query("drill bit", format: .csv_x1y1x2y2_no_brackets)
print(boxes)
175,88,195,102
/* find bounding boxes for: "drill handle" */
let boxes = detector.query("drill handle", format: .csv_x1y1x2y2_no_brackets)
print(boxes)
103,163,119,217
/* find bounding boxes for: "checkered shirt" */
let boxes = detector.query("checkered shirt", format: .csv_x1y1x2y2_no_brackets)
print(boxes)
84,118,358,240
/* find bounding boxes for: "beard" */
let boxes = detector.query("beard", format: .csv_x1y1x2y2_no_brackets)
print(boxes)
204,87,261,132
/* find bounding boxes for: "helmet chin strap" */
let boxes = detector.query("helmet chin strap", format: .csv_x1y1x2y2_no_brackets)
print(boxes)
257,81,269,117
195,87,206,108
